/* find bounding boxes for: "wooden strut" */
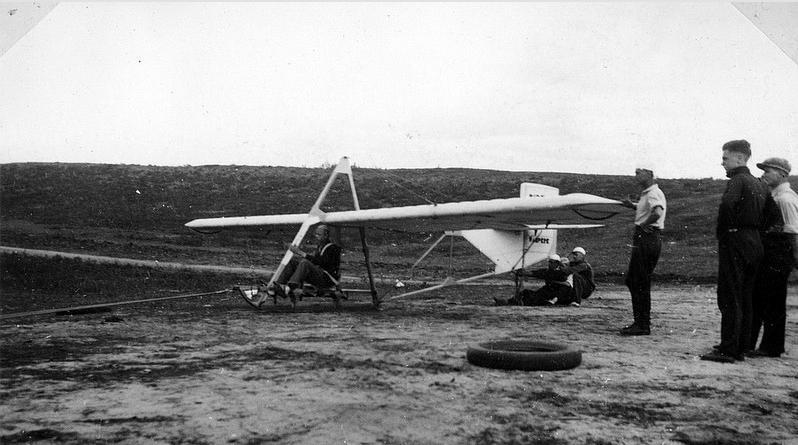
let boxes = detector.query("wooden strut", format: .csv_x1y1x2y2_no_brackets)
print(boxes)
391,228,551,302
267,157,379,308
345,160,379,308
513,228,547,299
516,230,529,299
359,227,379,307
515,227,538,299
448,235,455,278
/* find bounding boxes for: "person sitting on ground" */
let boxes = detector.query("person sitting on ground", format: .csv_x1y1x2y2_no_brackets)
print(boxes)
556,256,592,307
563,247,596,300
559,257,583,306
494,254,578,306
267,224,341,300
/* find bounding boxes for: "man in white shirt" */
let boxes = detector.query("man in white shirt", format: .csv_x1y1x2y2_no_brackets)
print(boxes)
750,157,797,357
619,167,666,335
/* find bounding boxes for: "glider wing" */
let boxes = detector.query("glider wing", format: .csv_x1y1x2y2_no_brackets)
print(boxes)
185,193,625,232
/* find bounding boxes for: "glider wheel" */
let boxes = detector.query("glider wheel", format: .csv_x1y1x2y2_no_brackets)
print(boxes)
466,340,581,371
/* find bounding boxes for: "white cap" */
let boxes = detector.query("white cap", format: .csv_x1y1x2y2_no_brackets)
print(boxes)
548,254,561,262
572,247,586,255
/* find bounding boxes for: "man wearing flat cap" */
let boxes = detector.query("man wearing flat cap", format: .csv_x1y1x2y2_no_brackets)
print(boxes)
750,157,797,358
702,140,769,363
619,166,666,336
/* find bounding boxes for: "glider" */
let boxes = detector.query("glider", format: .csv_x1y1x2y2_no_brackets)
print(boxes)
185,157,629,309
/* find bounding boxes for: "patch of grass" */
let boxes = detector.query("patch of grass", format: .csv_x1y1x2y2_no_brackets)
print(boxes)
1,337,435,391
0,429,81,444
0,253,251,313
78,415,178,425
583,400,677,425
520,390,572,408
469,421,567,445
670,429,777,445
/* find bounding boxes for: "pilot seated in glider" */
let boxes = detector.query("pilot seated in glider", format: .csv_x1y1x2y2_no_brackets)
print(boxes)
268,224,342,300
494,254,581,307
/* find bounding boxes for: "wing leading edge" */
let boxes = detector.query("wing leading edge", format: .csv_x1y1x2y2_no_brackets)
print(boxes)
185,193,626,233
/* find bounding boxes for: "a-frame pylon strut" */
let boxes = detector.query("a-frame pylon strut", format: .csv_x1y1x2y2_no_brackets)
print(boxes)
265,157,380,308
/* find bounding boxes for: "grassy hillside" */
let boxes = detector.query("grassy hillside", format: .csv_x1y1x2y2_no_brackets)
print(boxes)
2,162,796,283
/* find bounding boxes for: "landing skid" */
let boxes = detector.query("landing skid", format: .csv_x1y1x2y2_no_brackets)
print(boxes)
235,283,372,311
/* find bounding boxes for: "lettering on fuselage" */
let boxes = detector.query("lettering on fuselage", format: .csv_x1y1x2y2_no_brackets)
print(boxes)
528,236,551,244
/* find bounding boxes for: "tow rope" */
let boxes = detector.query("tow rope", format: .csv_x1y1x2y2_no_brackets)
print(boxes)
0,289,230,321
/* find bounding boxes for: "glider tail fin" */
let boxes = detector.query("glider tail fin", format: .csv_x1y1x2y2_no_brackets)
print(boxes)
457,228,556,274
456,183,561,273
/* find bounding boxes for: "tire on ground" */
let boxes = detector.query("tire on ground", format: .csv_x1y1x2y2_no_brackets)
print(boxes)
466,340,582,371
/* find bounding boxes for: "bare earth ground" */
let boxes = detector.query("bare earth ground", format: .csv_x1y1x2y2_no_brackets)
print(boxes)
1,283,797,445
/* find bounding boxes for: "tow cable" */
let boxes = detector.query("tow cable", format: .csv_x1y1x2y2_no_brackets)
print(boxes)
0,289,230,321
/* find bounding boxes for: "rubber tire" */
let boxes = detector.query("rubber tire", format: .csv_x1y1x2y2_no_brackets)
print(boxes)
466,340,582,371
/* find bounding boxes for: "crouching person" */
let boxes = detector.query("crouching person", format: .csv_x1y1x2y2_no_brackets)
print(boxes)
565,247,596,300
495,254,577,306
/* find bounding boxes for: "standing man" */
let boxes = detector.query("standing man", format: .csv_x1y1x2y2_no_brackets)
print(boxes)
701,140,768,363
619,166,666,336
751,157,797,358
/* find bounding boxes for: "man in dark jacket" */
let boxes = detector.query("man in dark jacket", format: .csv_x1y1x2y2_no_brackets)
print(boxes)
565,247,596,300
701,140,768,363
269,224,342,300
495,254,575,306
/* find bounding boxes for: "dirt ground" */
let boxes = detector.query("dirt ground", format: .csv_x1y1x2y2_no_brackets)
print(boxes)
1,283,797,445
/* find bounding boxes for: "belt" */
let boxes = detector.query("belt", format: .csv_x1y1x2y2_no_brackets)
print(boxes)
635,225,662,231
727,227,758,233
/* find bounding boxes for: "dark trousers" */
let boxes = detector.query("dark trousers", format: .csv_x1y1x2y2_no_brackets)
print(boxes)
572,273,592,303
625,227,662,328
716,230,763,356
276,258,335,289
751,264,790,355
515,284,572,306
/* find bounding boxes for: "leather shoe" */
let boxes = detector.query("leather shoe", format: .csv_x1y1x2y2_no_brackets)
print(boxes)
710,345,744,361
619,324,650,336
750,349,781,358
268,283,289,300
700,351,737,363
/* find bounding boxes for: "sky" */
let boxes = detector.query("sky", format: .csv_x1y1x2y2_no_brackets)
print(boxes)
1,2,797,179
